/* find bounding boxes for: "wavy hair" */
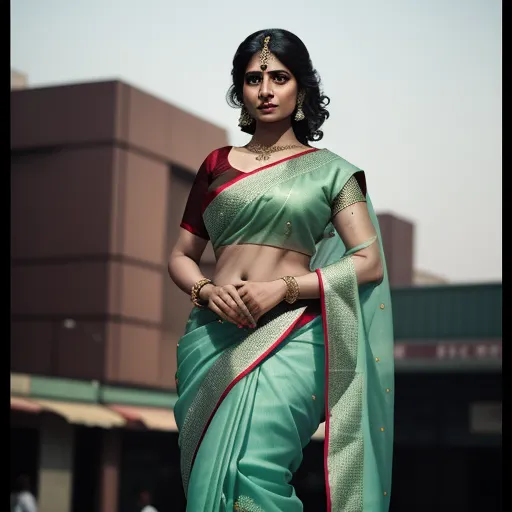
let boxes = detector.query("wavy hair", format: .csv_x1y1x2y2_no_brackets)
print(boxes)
226,28,330,144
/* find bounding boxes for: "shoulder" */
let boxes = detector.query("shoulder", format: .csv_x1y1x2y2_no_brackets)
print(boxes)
18,492,33,502
319,148,363,174
313,149,363,185
202,146,232,173
18,492,37,508
315,149,366,198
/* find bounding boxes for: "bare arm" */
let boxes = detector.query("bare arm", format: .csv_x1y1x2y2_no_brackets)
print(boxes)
236,200,384,317
168,228,210,296
293,201,383,298
168,228,255,326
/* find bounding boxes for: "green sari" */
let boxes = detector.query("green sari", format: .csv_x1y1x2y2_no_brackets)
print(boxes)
174,149,394,511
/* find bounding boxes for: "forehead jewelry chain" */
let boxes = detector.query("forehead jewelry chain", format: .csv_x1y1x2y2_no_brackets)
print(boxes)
247,36,303,161
245,143,303,162
260,36,272,71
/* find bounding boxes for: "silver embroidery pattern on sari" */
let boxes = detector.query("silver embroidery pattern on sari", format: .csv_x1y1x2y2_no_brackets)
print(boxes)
180,307,307,493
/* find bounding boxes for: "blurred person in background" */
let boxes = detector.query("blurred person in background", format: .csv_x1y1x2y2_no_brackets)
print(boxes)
137,489,158,512
10,474,37,512
168,28,394,511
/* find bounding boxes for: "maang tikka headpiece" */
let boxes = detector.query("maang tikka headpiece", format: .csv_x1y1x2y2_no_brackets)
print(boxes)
259,36,272,71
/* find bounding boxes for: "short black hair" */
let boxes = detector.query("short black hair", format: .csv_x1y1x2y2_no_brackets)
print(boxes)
227,28,330,145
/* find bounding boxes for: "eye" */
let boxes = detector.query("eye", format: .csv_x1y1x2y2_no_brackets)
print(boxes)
273,74,289,84
245,75,261,85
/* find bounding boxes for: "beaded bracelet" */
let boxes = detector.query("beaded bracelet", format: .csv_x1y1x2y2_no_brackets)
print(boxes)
281,276,300,304
190,278,213,308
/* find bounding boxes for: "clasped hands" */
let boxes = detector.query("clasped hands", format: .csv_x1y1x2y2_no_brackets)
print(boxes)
199,280,288,328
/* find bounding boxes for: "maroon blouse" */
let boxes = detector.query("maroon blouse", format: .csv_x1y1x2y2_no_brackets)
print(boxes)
180,146,244,240
180,146,325,241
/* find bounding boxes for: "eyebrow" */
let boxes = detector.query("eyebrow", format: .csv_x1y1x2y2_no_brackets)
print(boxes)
245,69,291,76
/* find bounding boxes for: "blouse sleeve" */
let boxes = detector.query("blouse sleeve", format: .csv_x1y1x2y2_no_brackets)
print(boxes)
180,157,210,240
331,172,367,218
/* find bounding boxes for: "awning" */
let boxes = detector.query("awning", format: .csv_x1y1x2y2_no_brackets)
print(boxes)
109,405,178,431
10,374,31,395
10,395,176,430
11,396,42,413
32,399,126,428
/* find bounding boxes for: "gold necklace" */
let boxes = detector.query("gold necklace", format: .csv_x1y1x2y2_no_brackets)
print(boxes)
245,142,303,162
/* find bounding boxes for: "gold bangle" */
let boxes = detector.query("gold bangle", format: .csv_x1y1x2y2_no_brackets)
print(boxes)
281,276,300,304
190,278,212,308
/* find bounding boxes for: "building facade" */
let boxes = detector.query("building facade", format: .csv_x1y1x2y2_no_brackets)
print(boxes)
11,79,226,512
11,80,501,512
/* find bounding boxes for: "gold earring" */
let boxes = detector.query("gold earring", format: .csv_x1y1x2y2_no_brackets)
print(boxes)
294,90,306,121
238,106,253,127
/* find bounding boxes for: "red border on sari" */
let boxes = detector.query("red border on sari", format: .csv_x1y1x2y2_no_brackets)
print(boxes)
316,268,332,512
202,148,319,211
189,310,307,478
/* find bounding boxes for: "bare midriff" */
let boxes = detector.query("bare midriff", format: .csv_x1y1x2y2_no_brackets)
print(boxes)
213,244,311,285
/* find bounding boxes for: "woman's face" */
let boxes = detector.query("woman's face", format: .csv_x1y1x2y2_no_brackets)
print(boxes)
242,52,299,124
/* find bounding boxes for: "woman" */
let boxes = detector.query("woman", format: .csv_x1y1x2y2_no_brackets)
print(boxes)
168,28,394,512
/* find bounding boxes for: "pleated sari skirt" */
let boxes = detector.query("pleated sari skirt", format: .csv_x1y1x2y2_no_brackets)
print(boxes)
174,300,325,511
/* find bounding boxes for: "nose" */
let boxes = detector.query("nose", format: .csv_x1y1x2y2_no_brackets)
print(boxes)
258,75,274,100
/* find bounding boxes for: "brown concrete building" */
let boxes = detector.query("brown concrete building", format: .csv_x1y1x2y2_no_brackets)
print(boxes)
11,80,500,512
11,79,227,386
11,79,227,512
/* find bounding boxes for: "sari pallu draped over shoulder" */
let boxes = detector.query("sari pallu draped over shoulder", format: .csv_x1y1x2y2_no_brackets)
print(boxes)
174,149,394,512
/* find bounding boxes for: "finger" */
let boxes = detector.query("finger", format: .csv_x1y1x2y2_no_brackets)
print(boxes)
238,286,250,303
226,287,255,325
243,297,260,319
234,287,260,321
208,300,236,325
212,297,242,325
207,300,230,322
220,291,248,324
237,288,255,316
